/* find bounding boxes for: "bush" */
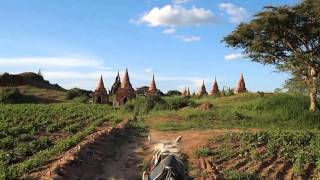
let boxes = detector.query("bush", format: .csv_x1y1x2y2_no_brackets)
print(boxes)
194,147,213,157
166,97,194,110
123,95,171,115
0,88,23,104
66,88,91,100
166,90,182,96
0,137,14,149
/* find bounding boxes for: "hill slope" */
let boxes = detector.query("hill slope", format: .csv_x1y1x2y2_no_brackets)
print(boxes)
0,72,67,103
0,72,64,91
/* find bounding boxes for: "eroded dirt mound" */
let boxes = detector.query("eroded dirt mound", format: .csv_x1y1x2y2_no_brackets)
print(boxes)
28,119,147,180
197,103,213,110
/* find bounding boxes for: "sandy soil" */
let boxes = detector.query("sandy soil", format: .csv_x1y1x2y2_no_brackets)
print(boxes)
28,120,148,180
26,114,266,180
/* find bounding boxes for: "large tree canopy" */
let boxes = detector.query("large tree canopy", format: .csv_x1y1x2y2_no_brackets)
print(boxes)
224,0,320,112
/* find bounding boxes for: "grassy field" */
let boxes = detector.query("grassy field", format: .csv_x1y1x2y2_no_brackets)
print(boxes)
0,86,68,103
0,92,319,179
144,93,320,131
0,103,130,179
129,93,320,179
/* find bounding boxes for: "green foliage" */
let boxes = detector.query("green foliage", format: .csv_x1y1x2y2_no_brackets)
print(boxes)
0,88,23,104
293,150,307,176
224,170,259,180
166,96,196,110
223,1,320,111
166,90,182,96
0,103,125,178
152,93,320,131
66,88,91,101
123,96,195,115
194,147,213,158
214,93,320,129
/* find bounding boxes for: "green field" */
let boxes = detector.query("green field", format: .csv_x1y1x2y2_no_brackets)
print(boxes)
0,92,319,179
0,103,129,179
145,93,320,131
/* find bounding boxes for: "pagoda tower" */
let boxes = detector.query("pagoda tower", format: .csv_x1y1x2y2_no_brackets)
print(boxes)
110,70,121,96
115,68,136,105
236,73,247,94
182,87,188,97
187,87,191,97
199,81,208,96
92,75,109,104
210,77,220,96
221,87,226,96
147,75,159,96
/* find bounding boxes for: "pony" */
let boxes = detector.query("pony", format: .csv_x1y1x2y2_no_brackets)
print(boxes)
142,135,193,180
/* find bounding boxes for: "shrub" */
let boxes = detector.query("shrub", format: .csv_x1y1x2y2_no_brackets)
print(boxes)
166,90,182,96
0,88,23,104
0,136,15,149
166,97,193,110
194,147,213,157
123,96,169,115
66,88,91,100
15,143,33,157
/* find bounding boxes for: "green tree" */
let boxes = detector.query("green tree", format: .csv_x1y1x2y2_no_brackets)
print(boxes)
166,90,182,96
223,0,320,112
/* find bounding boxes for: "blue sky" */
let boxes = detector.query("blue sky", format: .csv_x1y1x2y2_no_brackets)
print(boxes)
0,0,299,92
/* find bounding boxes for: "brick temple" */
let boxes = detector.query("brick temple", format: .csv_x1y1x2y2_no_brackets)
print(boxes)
92,75,109,104
236,73,247,94
114,68,136,105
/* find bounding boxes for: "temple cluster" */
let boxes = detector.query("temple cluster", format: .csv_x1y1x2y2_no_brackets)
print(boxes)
91,70,247,105
182,73,247,97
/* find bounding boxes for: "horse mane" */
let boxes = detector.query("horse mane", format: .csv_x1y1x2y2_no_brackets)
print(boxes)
148,136,183,166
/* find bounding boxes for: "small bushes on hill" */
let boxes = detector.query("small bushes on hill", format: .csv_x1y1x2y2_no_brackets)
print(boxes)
0,88,23,104
166,96,196,110
66,88,91,102
166,90,182,96
123,95,196,115
215,93,320,129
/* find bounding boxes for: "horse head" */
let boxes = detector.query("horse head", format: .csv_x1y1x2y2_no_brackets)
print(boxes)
148,135,183,170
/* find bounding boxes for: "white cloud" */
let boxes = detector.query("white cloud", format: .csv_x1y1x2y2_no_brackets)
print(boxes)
43,71,118,90
224,53,245,61
44,71,114,80
218,3,249,23
173,0,192,4
136,5,215,27
144,68,153,73
175,35,201,42
0,57,103,69
163,28,176,34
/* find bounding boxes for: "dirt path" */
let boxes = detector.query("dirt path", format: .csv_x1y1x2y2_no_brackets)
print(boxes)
28,120,147,180
28,117,245,180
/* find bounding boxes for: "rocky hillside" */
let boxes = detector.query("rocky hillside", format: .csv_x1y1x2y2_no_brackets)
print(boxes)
0,72,65,91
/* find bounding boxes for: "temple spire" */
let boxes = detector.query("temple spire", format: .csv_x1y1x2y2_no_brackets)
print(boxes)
121,68,132,89
187,87,191,96
210,77,219,96
236,73,247,94
148,74,157,92
147,74,159,96
110,71,121,96
199,80,208,96
96,75,106,91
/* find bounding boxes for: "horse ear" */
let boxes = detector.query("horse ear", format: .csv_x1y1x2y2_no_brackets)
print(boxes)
175,136,182,143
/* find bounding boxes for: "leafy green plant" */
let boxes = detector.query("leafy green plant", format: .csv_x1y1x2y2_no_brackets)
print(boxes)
194,147,213,158
293,150,306,176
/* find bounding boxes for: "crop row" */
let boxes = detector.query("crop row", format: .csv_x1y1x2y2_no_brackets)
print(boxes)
0,103,124,178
